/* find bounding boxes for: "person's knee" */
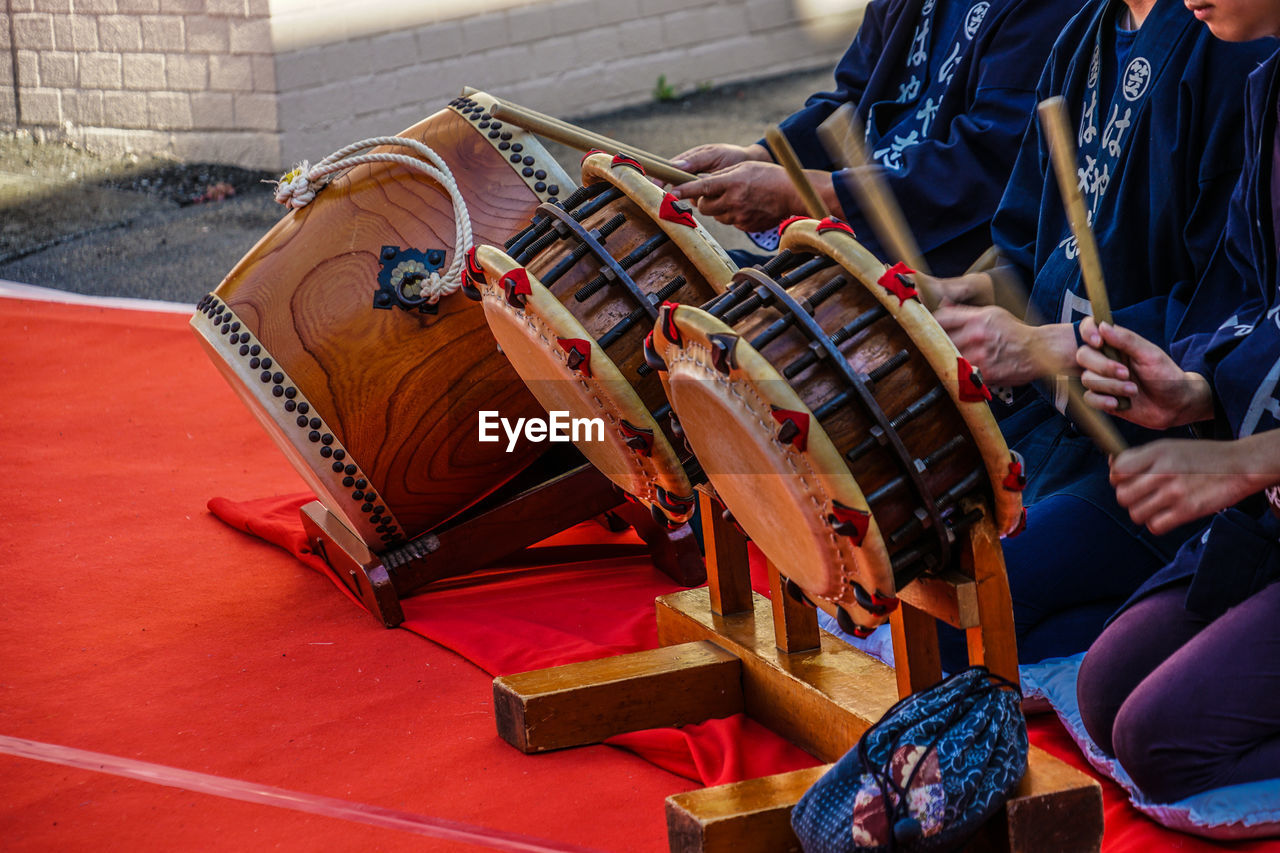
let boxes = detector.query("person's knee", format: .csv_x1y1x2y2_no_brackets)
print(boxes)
1111,686,1208,802
1076,643,1123,755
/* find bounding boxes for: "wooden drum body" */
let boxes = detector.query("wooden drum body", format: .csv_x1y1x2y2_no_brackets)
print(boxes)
470,152,736,525
648,218,1024,632
191,91,574,551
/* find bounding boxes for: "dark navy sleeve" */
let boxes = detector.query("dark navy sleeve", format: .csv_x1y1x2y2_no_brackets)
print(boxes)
990,54,1058,295
1111,39,1269,349
771,0,893,171
832,0,1078,268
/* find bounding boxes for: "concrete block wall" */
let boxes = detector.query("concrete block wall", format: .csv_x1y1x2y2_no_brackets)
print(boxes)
272,0,863,168
5,0,280,167
3,0,863,170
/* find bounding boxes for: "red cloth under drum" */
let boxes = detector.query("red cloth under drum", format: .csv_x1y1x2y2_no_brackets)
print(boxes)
7,293,1275,851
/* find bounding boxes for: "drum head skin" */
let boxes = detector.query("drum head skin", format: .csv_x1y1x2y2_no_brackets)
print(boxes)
654,301,894,626
474,245,697,524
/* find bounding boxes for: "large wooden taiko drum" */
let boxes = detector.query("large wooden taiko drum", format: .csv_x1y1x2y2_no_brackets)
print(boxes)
191,91,574,551
647,218,1024,633
468,152,736,525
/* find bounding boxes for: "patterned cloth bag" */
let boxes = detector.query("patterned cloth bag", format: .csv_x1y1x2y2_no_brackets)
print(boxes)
791,667,1028,852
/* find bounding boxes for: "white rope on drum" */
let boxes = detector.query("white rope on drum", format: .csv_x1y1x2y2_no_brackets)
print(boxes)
269,136,473,304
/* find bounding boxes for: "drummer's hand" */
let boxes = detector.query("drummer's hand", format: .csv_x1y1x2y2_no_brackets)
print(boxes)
935,304,1076,386
923,272,995,307
1077,317,1214,429
671,161,823,233
670,143,771,175
1110,438,1265,534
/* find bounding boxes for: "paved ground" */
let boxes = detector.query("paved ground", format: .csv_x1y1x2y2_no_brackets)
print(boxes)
0,68,829,304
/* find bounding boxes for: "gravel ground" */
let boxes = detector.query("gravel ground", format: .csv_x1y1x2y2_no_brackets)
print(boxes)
0,68,829,304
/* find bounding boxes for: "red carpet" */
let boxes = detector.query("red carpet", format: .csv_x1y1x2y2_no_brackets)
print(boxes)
4,291,1278,851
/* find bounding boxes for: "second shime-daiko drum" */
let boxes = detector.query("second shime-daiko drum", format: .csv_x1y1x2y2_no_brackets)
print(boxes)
469,152,737,526
647,217,1025,634
191,91,573,551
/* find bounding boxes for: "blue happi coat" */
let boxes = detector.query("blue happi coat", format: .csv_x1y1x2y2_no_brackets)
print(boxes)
989,0,1273,559
772,0,1084,276
1134,46,1280,618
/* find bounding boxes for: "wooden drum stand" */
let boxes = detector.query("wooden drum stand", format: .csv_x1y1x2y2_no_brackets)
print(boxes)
301,450,705,627
492,491,1104,852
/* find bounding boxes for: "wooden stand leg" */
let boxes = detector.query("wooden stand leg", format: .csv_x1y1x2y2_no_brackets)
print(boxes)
889,601,942,698
700,491,752,616
489,508,1102,853
300,500,404,627
962,510,1021,685
767,562,819,654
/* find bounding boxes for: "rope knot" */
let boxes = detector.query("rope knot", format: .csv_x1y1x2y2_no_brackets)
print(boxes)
265,136,476,298
271,161,317,209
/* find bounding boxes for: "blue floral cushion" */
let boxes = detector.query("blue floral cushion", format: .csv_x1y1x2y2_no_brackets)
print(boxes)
1021,654,1280,840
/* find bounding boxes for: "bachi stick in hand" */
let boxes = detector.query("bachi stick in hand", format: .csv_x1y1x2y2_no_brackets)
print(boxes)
764,126,830,219
1037,96,1130,410
488,102,695,186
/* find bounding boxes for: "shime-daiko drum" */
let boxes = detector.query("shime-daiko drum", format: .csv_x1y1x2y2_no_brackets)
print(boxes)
468,152,736,525
191,92,573,551
647,217,1025,634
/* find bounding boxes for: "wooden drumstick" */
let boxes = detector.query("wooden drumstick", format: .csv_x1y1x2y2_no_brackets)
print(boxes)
965,245,1000,275
480,93,667,172
1064,379,1130,457
488,102,696,186
815,103,940,311
1038,96,1130,410
816,104,931,273
764,126,830,220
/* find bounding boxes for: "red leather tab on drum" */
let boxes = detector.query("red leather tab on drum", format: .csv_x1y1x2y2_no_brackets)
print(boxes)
499,267,532,308
777,215,809,235
556,337,593,378
581,148,608,164
658,301,682,345
828,501,871,546
658,193,697,228
464,246,484,283
1008,506,1028,538
957,355,992,402
877,262,919,306
708,333,738,375
1002,451,1026,492
618,420,655,457
816,216,856,237
770,407,810,452
610,154,646,174
642,329,668,373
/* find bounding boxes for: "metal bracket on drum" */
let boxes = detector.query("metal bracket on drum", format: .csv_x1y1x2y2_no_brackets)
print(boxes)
535,201,660,320
741,273,953,568
373,245,446,313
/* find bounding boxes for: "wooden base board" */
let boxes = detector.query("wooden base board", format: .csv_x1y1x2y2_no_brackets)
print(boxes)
494,640,744,753
655,588,1103,853
488,585,1102,852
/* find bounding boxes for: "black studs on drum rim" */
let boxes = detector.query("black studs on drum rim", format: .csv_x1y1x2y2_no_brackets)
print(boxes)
197,294,405,549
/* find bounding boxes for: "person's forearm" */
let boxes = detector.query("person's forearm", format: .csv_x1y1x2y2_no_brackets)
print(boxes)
1228,429,1280,494
1032,322,1079,375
